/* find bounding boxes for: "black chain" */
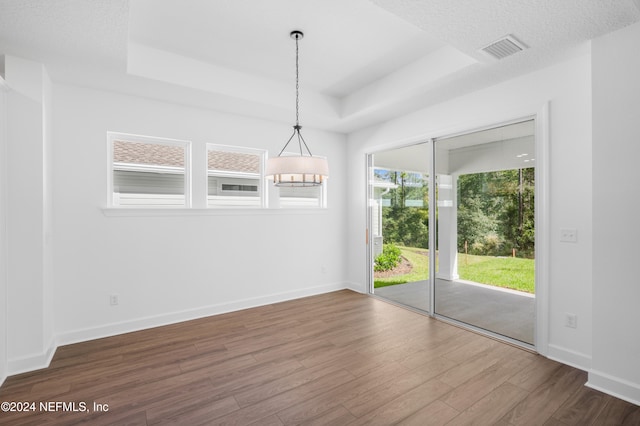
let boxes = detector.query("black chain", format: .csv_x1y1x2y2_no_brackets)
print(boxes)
277,32,313,158
295,34,300,127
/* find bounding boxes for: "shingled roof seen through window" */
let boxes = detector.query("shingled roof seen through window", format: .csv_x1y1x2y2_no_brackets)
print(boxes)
208,150,260,174
114,140,184,168
114,140,261,174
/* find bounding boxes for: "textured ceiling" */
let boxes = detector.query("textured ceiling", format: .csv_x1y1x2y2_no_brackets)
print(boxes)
1,0,639,133
372,0,640,69
0,0,128,66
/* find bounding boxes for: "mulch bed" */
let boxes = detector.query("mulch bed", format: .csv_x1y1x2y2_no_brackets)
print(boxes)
374,256,413,278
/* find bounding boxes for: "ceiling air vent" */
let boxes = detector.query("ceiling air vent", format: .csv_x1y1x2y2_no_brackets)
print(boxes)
481,35,527,60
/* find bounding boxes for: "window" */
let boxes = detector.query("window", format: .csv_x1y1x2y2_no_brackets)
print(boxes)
207,145,265,208
106,135,325,211
108,133,191,207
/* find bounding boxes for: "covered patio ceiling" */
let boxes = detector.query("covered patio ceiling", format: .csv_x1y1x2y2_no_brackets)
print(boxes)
372,120,535,174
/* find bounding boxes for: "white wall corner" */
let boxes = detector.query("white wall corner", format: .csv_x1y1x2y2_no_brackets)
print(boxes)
4,55,44,102
587,370,640,407
0,70,8,390
547,343,592,372
7,338,57,376
344,281,367,294
533,101,551,357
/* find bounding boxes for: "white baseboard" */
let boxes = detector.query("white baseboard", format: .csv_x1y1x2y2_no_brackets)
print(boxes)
547,344,591,371
56,282,348,347
8,338,57,376
344,281,366,293
587,370,640,406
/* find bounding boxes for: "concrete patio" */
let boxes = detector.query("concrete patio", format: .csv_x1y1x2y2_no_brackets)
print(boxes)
374,279,535,345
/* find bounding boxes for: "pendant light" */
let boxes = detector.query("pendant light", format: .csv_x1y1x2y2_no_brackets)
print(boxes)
266,30,329,187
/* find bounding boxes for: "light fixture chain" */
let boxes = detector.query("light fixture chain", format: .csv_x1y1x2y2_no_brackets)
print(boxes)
295,35,300,127
267,30,328,187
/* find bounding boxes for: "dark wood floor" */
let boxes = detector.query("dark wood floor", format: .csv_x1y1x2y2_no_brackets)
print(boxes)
1,290,638,425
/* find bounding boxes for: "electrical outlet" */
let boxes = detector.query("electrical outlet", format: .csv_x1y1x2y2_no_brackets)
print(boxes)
110,294,119,306
565,313,577,328
560,228,577,243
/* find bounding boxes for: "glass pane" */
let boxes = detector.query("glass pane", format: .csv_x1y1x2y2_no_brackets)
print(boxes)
279,185,323,208
208,149,260,174
113,140,185,206
370,143,431,313
207,148,262,207
434,120,535,345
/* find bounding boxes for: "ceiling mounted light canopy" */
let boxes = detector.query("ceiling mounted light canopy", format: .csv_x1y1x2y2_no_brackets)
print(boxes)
266,30,329,187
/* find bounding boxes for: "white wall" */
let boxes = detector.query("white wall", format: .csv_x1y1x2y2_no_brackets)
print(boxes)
43,68,54,354
0,74,8,385
590,21,640,405
347,54,593,368
51,84,348,345
4,56,55,374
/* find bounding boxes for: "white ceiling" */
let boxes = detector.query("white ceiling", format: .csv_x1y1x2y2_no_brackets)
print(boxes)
1,0,639,133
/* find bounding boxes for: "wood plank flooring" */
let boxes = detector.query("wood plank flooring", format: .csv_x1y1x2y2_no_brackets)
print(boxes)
1,290,638,425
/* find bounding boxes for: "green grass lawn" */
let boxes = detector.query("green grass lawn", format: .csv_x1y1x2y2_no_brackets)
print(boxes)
374,246,535,293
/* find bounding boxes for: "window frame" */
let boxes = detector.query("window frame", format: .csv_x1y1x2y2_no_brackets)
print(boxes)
107,132,192,208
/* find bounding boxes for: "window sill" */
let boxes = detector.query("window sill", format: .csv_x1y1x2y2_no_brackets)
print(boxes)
101,207,329,217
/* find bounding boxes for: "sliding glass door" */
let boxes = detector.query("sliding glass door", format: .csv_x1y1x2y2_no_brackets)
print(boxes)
368,143,431,312
433,120,536,345
368,120,536,347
